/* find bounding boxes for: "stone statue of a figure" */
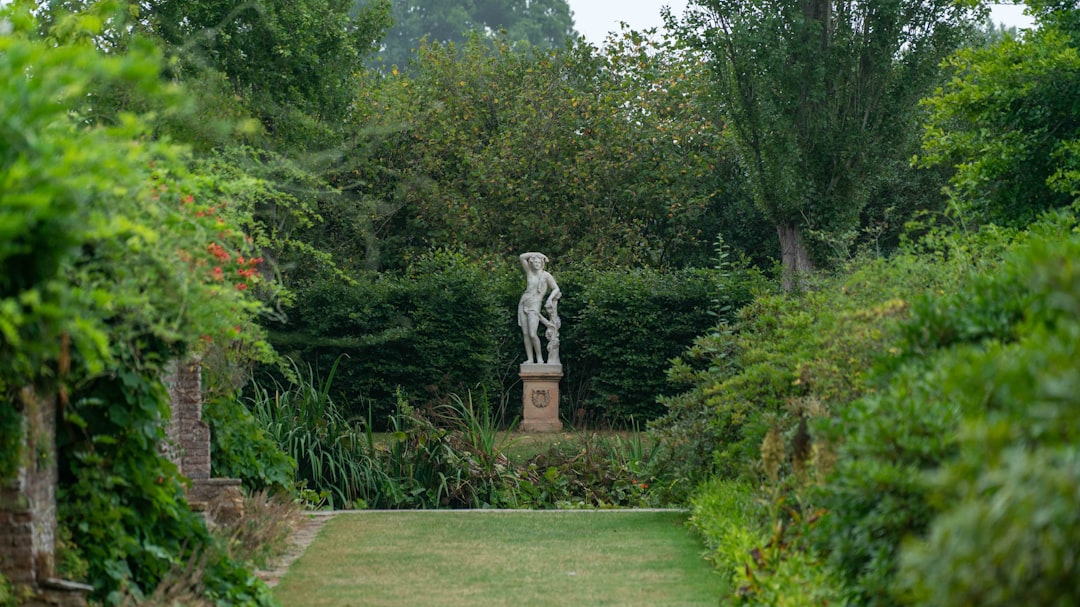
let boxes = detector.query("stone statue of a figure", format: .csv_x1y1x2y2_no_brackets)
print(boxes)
517,252,561,365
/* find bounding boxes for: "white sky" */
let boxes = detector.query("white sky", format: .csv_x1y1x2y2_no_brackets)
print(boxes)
566,1,1037,46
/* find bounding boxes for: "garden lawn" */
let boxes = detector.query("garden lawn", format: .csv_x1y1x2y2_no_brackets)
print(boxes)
273,510,723,606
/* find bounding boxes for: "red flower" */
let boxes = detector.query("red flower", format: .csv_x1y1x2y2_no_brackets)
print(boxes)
207,243,230,261
212,267,224,280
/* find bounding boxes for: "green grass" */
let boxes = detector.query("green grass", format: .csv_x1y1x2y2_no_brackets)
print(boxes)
273,511,724,606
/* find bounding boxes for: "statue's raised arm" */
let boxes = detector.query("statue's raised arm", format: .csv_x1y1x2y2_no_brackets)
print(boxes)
519,251,547,273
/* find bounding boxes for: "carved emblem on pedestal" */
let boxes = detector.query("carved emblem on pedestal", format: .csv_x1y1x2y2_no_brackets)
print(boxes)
531,388,550,409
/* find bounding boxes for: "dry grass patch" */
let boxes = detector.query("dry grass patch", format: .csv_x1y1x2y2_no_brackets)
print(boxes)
274,510,723,607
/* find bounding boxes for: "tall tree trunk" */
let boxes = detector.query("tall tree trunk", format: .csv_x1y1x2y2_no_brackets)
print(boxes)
778,223,813,291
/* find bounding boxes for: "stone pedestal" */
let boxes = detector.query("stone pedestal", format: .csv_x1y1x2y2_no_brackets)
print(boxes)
520,364,563,432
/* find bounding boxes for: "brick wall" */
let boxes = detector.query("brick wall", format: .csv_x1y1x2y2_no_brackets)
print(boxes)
162,359,210,480
0,388,57,589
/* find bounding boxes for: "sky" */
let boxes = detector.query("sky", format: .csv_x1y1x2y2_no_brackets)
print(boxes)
566,1,1037,46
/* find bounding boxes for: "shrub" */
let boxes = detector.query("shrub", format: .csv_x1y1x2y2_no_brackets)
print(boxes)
517,432,657,509
648,250,952,500
203,393,296,493
0,9,279,602
217,489,301,569
245,357,378,509
0,403,19,484
689,477,762,570
813,208,1080,606
0,570,17,607
809,355,964,605
59,360,274,606
898,448,1080,607
268,249,511,427
564,267,743,422
271,255,755,428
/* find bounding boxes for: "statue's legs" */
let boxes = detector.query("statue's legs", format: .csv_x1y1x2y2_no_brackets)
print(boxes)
523,331,545,363
524,312,543,364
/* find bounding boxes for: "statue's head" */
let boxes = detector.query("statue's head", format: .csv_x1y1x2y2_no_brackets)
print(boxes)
528,254,547,269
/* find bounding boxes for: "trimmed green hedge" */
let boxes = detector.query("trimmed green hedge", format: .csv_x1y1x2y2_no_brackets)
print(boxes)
269,249,511,426
561,267,758,423
269,253,761,428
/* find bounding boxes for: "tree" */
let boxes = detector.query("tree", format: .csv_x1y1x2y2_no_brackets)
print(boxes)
38,0,397,288
142,0,392,149
670,0,982,289
370,0,577,72
919,1,1080,226
339,29,752,271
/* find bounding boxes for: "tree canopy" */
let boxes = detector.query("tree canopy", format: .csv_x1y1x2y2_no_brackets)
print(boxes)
371,0,577,72
670,0,983,288
919,2,1080,226
334,29,752,272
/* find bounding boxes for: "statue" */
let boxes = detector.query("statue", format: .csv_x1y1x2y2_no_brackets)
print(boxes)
517,252,561,365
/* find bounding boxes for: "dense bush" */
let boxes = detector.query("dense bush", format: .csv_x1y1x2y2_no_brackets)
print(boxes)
203,393,296,493
812,209,1080,606
899,448,1080,607
271,253,757,428
269,249,513,427
1,9,276,604
662,211,1062,603
647,246,969,500
562,265,759,423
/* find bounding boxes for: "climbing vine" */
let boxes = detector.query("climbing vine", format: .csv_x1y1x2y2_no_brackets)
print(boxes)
1,4,276,603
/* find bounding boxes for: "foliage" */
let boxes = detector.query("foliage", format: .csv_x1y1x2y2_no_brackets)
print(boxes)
813,208,1080,606
246,357,667,509
649,247,968,501
0,403,19,483
203,393,296,493
918,6,1080,226
0,570,17,607
245,357,375,509
671,0,981,286
689,478,760,572
35,0,397,297
565,265,759,422
374,0,576,73
60,361,274,606
347,29,749,271
54,523,90,583
141,0,393,149
518,431,657,508
246,360,516,509
676,214,1076,605
269,249,510,425
691,473,854,607
437,391,520,474
897,448,1080,607
2,6,276,604
274,250,746,428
